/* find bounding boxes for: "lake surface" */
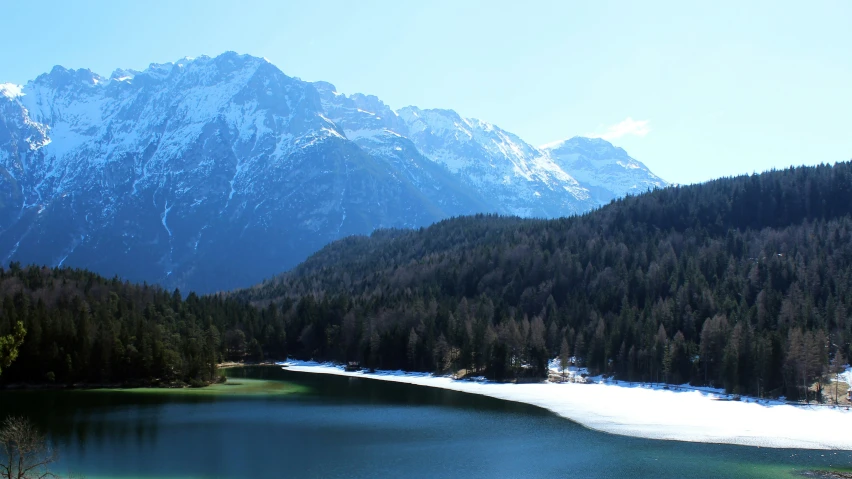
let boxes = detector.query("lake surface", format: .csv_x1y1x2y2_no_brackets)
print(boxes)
0,366,849,479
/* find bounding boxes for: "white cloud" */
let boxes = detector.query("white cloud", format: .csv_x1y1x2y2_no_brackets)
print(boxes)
589,117,651,141
0,83,24,99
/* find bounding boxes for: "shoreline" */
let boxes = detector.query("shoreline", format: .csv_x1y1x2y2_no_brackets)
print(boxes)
0,377,226,391
281,361,852,450
218,360,278,369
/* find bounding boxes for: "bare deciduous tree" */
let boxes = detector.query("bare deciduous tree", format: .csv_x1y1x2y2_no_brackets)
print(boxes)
0,416,56,479
559,338,571,380
830,350,847,405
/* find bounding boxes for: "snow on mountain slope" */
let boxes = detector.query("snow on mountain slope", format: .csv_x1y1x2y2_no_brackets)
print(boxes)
395,107,596,217
313,81,666,216
313,82,495,215
0,52,667,292
542,137,667,204
0,53,493,292
314,83,623,218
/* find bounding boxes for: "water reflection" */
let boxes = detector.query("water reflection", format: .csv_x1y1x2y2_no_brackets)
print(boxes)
0,366,848,479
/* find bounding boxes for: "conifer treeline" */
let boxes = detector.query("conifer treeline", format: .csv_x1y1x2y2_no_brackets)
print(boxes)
238,162,852,399
0,264,284,386
3,162,851,400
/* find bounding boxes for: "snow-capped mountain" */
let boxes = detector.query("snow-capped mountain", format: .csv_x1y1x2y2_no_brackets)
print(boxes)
0,52,667,292
314,84,597,217
542,137,667,204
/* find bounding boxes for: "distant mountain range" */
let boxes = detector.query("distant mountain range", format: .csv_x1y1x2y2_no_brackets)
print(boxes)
0,52,666,292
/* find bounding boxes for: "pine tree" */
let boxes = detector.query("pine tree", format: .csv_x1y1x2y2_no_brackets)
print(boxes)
559,338,571,381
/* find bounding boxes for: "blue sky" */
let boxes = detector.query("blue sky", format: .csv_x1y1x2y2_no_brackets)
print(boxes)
1,0,850,185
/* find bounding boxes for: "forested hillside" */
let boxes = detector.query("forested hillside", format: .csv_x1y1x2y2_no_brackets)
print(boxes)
3,162,851,399
238,161,852,400
0,264,285,386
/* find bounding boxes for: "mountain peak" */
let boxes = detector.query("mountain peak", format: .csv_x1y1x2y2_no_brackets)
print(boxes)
540,135,615,151
109,68,139,82
31,66,104,89
132,52,271,82
543,136,666,202
312,81,339,95
398,106,464,122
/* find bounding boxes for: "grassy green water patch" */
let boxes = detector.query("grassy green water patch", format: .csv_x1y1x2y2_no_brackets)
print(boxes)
95,378,309,397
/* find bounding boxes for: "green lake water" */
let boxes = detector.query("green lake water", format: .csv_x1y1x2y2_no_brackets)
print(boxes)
0,366,849,479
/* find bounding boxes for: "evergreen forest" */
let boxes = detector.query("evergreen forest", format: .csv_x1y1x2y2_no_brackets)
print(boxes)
0,264,282,386
238,161,852,400
2,161,852,401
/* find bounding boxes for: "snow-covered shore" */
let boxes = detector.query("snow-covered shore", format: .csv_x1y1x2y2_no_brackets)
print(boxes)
281,361,852,450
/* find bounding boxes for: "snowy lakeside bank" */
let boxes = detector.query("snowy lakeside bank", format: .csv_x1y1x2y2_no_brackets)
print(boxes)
280,361,852,450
